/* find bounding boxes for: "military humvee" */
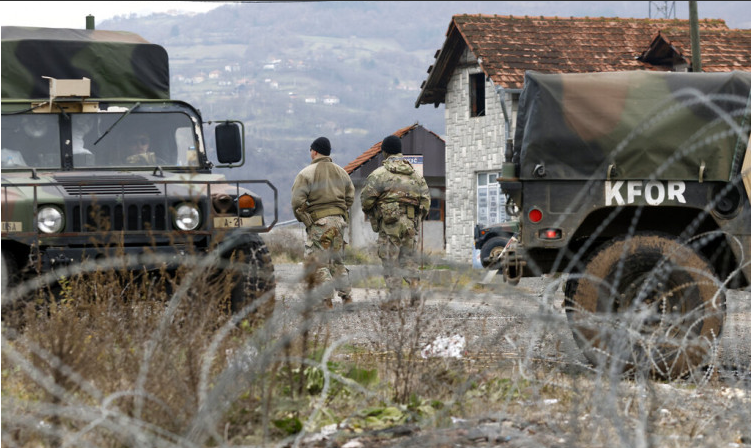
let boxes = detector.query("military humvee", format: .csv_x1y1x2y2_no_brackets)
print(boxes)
498,70,751,378
1,26,276,319
474,220,517,268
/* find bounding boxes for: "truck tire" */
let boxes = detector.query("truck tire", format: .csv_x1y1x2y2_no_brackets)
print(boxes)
1,250,17,305
222,234,276,326
564,233,725,379
1,250,29,329
480,236,509,268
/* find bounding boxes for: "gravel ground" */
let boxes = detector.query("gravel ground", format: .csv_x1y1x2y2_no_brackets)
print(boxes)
273,262,751,370
271,262,751,448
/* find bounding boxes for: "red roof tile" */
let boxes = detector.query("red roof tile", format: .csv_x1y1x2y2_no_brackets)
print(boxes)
416,14,734,106
678,28,751,72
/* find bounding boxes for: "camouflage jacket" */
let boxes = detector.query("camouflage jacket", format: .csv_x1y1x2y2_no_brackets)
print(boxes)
361,153,431,222
291,156,354,226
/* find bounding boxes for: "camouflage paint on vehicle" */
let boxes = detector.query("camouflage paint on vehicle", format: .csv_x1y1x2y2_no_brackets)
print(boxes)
1,25,276,314
744,138,751,200
499,70,751,378
1,26,169,100
513,71,751,181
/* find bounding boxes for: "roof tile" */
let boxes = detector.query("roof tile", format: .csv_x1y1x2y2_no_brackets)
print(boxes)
343,124,444,174
417,15,739,106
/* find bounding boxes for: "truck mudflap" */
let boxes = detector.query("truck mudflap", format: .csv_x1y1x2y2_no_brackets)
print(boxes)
499,236,524,285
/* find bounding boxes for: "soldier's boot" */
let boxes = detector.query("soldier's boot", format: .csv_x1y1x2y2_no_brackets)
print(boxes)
409,290,423,307
379,299,400,311
340,293,355,312
380,288,401,311
408,279,422,307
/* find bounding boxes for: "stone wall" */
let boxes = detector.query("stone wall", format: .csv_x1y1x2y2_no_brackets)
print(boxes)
443,48,506,262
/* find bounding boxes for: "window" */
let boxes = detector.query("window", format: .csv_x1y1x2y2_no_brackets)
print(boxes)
477,172,506,225
470,73,486,117
426,187,445,221
427,198,443,221
2,114,61,168
70,112,198,168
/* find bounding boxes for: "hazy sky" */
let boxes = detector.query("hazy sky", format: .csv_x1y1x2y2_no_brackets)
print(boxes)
1,1,750,30
0,1,222,28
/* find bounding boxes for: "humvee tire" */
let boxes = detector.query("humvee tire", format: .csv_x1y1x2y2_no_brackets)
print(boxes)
480,236,509,269
564,233,725,379
1,250,16,304
222,234,276,325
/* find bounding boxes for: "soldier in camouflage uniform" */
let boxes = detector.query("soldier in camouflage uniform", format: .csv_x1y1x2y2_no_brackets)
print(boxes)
291,137,355,308
361,135,431,310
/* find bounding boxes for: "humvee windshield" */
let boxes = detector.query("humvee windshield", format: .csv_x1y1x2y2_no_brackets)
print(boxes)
1,111,200,169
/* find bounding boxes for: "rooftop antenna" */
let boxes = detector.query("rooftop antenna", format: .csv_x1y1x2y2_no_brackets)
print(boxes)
649,1,676,19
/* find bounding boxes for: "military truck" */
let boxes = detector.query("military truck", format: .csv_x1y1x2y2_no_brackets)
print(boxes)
498,70,751,378
1,26,277,319
474,220,518,268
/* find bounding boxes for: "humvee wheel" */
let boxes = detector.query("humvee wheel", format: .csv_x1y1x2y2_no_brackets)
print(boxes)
1,250,19,313
480,236,509,268
1,250,14,300
222,234,276,326
565,233,725,379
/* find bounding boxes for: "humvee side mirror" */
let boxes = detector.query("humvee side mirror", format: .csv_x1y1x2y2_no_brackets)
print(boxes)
215,122,243,165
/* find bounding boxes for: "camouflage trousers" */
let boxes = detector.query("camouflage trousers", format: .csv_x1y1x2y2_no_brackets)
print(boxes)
304,215,352,303
377,215,421,303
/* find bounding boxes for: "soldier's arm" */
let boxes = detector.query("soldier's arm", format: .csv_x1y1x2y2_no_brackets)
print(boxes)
360,178,382,231
419,177,431,219
360,182,379,214
291,173,310,222
344,174,355,210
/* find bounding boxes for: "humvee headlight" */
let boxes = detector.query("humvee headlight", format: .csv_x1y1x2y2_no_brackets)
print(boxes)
174,204,200,231
37,206,64,234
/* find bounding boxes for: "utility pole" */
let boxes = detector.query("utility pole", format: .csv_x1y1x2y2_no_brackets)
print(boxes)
649,1,676,19
689,1,702,72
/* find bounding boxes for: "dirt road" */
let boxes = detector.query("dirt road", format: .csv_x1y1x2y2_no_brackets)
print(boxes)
274,262,751,376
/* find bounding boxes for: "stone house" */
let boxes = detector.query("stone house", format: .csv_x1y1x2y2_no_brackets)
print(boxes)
344,124,446,253
415,14,751,263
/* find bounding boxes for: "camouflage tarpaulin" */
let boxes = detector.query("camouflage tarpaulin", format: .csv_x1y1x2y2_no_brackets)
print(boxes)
1,26,169,100
513,71,751,181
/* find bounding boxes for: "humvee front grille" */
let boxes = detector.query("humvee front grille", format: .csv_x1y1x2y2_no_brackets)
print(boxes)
54,175,168,232
71,203,168,232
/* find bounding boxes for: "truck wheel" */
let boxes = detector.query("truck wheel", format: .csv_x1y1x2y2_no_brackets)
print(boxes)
564,233,725,379
222,234,276,326
1,250,17,304
480,236,509,268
